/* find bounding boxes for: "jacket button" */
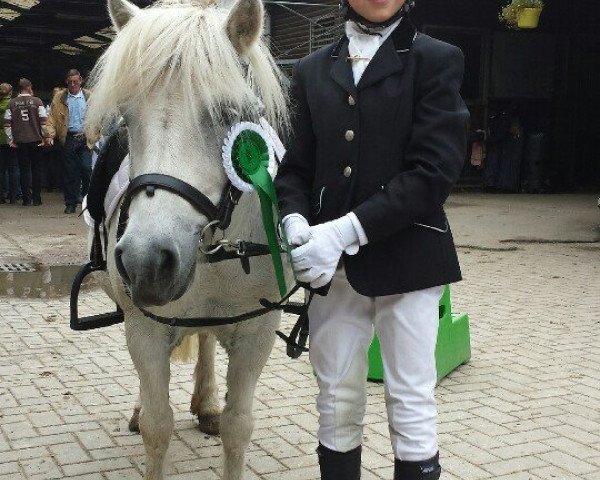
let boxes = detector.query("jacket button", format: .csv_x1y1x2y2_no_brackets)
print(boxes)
345,130,355,142
348,95,356,106
343,166,352,178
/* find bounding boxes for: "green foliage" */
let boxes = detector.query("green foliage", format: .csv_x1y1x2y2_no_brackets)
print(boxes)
499,0,544,29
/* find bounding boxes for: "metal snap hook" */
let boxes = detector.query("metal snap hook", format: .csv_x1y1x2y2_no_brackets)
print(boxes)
235,240,246,256
199,220,224,255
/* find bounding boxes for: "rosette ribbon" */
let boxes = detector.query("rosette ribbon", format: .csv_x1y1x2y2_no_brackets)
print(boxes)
222,121,287,296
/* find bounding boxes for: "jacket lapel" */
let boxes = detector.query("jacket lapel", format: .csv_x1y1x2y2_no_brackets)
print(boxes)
356,20,417,91
356,38,404,91
329,40,357,97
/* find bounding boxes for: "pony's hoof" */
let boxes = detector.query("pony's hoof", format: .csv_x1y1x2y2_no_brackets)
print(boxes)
197,414,220,436
129,407,141,433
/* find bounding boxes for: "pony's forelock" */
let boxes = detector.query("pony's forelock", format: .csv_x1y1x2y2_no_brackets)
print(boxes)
86,3,288,137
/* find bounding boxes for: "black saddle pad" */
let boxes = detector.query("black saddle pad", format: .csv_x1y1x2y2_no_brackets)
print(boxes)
87,126,129,225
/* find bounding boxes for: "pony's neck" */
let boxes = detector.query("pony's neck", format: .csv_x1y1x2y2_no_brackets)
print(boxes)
227,191,267,244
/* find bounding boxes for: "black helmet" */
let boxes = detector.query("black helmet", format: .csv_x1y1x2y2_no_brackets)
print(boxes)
340,0,415,28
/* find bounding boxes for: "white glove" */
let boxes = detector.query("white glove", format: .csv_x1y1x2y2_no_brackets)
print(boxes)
291,214,360,288
282,214,311,247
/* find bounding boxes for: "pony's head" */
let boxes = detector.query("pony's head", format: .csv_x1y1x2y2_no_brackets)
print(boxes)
88,0,288,307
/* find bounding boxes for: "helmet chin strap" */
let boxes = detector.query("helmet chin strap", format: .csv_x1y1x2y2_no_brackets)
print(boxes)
340,0,415,31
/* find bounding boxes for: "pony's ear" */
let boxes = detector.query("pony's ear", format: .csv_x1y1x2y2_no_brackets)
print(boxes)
108,0,140,31
225,0,264,55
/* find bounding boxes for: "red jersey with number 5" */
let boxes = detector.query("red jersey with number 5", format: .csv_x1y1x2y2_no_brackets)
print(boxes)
7,95,46,143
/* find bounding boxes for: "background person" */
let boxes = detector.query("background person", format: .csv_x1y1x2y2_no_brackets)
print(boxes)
46,69,94,214
0,82,19,204
3,78,48,206
42,87,65,193
275,0,469,478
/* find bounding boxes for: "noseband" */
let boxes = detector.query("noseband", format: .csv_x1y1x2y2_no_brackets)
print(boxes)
115,173,242,245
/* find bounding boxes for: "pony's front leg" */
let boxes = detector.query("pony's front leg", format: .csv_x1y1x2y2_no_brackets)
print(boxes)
125,315,174,480
220,318,278,480
190,331,221,435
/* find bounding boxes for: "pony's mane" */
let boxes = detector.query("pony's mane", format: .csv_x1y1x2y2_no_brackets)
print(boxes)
86,1,288,136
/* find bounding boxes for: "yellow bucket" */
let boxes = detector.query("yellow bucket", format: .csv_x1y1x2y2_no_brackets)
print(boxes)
517,7,543,29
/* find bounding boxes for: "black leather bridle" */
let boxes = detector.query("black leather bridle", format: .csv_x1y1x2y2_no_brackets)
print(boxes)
115,173,242,244
71,118,312,358
107,129,302,328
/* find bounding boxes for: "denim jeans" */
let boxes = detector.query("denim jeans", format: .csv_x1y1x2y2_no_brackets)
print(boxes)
63,133,92,207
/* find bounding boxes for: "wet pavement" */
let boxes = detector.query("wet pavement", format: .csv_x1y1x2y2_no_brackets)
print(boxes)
0,265,95,299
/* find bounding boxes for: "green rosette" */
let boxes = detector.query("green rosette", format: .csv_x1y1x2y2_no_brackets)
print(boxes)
225,125,287,297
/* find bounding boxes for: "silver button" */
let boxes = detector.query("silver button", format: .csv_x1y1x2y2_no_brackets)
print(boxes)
345,130,355,142
348,95,356,106
343,166,352,178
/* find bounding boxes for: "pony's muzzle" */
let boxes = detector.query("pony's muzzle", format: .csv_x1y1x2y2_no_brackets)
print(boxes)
115,237,185,307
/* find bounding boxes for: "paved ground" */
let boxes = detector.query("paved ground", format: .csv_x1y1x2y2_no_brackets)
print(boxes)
0,192,599,479
0,192,87,266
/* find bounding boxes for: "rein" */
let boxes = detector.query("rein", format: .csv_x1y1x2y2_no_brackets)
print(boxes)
137,284,302,328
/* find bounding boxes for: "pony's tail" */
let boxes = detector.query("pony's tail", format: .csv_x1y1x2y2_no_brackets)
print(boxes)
171,333,199,363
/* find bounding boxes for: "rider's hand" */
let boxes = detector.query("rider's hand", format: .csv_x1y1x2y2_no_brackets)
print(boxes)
9,142,17,149
282,214,311,248
291,215,359,289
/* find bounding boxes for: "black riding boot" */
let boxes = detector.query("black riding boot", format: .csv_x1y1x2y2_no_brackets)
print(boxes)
317,443,361,480
394,452,441,480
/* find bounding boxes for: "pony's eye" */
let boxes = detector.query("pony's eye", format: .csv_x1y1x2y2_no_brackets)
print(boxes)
221,106,239,123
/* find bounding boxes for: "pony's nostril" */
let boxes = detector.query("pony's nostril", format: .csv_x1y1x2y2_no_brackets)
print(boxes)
115,246,131,285
158,248,177,274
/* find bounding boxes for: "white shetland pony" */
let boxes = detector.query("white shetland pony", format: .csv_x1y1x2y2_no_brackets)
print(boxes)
86,0,290,478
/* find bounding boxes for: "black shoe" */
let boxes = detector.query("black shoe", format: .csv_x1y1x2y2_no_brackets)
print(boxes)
0,197,5,204
394,452,441,480
317,443,361,480
33,199,42,206
8,197,16,205
22,199,32,206
64,205,76,214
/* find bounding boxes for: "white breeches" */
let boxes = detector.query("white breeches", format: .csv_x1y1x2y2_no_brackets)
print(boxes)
308,267,442,461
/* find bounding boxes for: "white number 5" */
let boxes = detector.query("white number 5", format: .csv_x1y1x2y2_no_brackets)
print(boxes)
20,111,29,122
